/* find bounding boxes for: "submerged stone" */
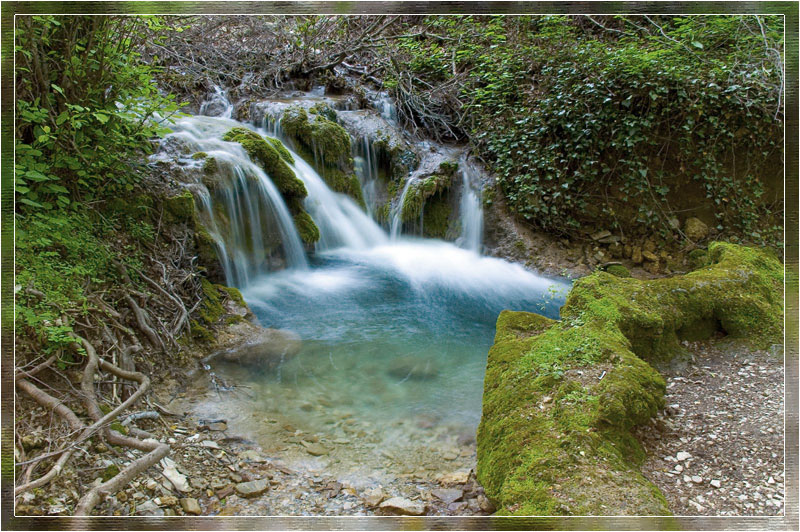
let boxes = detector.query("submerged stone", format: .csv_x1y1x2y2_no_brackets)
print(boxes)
387,355,440,381
216,326,302,369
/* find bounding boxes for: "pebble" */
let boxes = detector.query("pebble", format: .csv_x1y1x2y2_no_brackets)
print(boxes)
431,488,463,504
180,498,202,515
235,478,269,498
362,487,385,507
691,476,703,484
710,479,722,488
676,451,692,461
379,497,426,516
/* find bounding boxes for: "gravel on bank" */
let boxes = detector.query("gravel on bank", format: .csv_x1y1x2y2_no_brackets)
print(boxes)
636,338,785,516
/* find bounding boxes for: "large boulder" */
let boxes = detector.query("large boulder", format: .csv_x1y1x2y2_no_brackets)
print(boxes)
211,320,301,369
477,243,783,516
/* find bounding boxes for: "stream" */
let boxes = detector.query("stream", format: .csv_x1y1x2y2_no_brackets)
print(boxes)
160,90,569,513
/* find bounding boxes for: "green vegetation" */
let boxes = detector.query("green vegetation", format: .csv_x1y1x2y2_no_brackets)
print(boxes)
379,16,783,244
280,105,364,205
477,243,783,515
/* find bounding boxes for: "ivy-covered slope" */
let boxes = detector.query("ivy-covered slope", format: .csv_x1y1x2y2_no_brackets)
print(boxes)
477,243,783,515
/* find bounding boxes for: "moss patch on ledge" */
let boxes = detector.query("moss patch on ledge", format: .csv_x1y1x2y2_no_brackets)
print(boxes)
222,127,319,244
222,127,307,199
281,106,351,167
477,243,783,516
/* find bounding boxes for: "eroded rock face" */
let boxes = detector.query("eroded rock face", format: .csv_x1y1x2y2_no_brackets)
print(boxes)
213,321,301,369
477,242,783,516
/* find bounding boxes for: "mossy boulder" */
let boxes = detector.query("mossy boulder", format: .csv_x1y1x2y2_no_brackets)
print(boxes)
222,127,307,199
401,174,453,223
222,127,319,244
294,211,321,244
164,190,196,224
281,107,351,167
605,264,631,278
477,243,783,515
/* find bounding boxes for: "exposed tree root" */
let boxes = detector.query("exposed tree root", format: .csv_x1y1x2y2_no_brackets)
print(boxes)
15,334,170,515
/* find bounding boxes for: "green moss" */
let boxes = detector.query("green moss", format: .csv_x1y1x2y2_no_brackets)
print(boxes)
281,107,351,167
687,248,709,270
477,243,783,516
192,151,208,160
194,227,220,270
109,422,128,435
293,211,321,244
219,285,246,308
102,464,120,482
321,168,365,207
401,174,453,222
266,136,295,165
439,160,459,176
605,264,631,278
421,197,451,239
202,156,219,176
222,127,307,199
163,190,195,224
190,319,215,343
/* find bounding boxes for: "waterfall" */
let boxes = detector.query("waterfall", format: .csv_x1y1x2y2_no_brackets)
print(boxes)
457,160,484,253
159,116,308,287
199,85,234,119
390,177,416,240
352,136,380,216
287,148,388,251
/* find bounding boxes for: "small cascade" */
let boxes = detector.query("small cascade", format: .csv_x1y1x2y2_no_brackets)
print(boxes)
287,149,388,251
199,85,234,119
352,136,381,216
390,177,416,239
371,92,398,125
159,116,308,287
457,158,485,253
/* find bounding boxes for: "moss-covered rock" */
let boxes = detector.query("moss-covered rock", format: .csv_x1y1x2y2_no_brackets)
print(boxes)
294,211,321,244
401,174,453,223
477,243,783,516
164,189,196,224
192,151,208,160
605,264,631,278
281,107,351,167
222,127,307,199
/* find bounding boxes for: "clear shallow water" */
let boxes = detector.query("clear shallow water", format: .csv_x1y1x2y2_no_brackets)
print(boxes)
231,240,568,433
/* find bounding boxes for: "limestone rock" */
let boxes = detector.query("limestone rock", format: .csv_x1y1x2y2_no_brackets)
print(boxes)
235,478,269,498
215,325,301,368
431,488,463,504
684,217,709,241
362,487,385,507
379,496,426,515
180,498,202,515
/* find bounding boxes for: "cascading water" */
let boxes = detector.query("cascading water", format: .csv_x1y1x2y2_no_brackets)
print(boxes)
172,91,570,495
199,85,234,119
352,136,381,216
457,159,485,253
389,177,415,239
158,116,308,287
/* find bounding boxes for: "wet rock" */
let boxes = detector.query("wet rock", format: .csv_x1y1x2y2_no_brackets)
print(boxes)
301,441,330,456
235,478,269,498
379,496,426,515
685,217,709,241
213,324,301,369
180,498,202,515
387,355,439,381
431,488,463,504
239,450,267,463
